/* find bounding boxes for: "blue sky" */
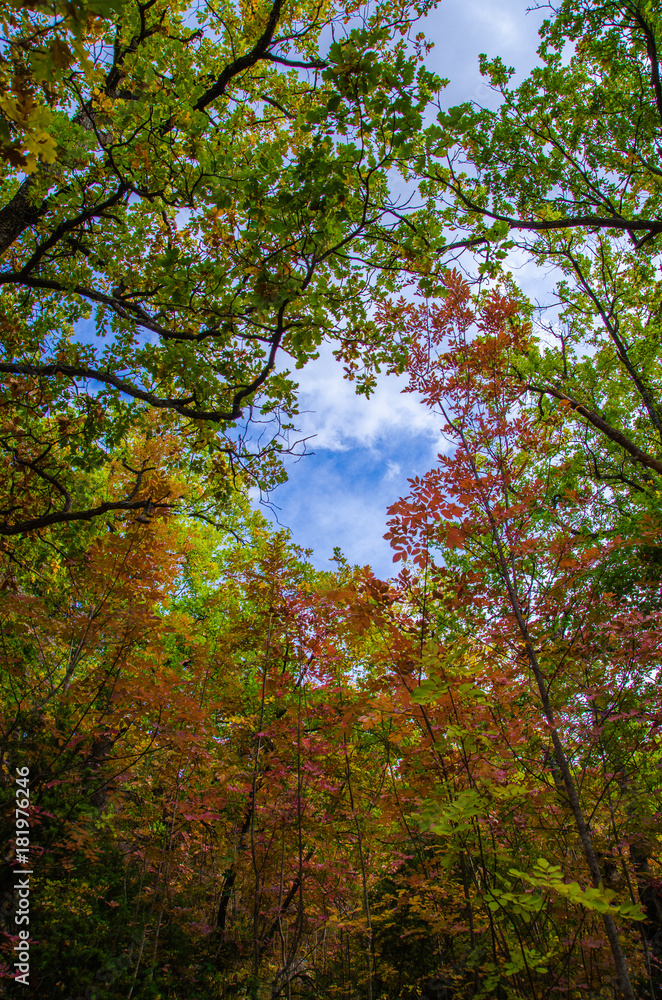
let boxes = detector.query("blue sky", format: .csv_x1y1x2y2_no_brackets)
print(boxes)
260,0,550,578
259,342,446,573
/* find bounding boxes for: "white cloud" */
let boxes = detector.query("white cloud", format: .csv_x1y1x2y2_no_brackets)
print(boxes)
262,346,448,576
423,0,547,107
289,343,442,456
384,460,401,482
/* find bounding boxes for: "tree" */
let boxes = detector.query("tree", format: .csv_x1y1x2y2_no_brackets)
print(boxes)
414,0,662,505
381,272,662,998
0,0,441,536
0,467,401,997
426,1,662,241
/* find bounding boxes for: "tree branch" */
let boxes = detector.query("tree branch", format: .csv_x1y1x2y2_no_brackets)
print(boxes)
194,0,283,112
15,184,129,278
0,455,169,535
263,53,326,70
630,4,662,122
563,249,662,440
444,180,662,242
0,493,170,536
0,361,235,420
0,175,48,259
0,0,284,261
527,382,662,477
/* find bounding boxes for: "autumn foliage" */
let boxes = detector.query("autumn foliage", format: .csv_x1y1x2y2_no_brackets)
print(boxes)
1,0,662,997
0,271,659,1000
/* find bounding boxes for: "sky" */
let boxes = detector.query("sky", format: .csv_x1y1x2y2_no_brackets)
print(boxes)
259,0,551,579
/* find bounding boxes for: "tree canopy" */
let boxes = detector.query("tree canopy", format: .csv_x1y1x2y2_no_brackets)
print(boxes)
0,0,440,533
0,2,661,999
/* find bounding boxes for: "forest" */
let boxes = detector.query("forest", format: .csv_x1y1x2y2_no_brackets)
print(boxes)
0,0,661,997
